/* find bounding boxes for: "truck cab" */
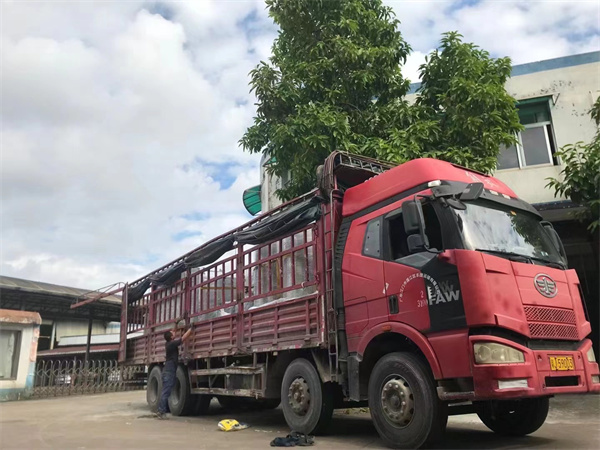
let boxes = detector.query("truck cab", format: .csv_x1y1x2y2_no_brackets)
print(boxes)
335,157,599,447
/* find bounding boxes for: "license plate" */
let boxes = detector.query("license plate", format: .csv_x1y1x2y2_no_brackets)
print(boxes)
549,356,575,371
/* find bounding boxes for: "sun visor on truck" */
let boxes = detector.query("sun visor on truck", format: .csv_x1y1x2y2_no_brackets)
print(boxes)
234,196,323,245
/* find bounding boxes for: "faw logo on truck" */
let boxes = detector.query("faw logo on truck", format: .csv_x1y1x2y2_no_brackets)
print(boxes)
399,273,461,307
534,274,557,298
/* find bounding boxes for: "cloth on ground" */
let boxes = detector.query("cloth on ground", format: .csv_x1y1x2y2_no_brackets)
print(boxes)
270,431,314,447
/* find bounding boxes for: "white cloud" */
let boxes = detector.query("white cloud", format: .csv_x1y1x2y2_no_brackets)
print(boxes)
1,0,596,288
386,0,599,80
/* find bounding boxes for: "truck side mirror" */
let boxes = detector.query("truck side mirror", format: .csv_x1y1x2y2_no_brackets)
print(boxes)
402,200,424,235
407,234,429,254
403,199,430,253
460,182,484,201
541,221,568,266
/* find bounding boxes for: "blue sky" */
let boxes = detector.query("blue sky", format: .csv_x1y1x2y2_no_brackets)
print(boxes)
1,0,598,288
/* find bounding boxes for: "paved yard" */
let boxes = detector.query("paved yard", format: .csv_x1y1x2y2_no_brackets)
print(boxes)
0,392,598,449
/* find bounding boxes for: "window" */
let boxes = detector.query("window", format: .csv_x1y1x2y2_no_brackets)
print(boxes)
0,330,21,380
497,98,557,170
453,200,563,266
363,218,381,258
386,203,443,260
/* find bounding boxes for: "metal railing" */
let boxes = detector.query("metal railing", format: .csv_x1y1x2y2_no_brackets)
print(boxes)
33,359,146,398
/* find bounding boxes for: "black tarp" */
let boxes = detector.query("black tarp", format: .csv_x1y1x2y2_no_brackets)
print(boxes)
150,262,186,286
127,196,323,303
127,279,151,303
234,196,323,245
184,236,235,269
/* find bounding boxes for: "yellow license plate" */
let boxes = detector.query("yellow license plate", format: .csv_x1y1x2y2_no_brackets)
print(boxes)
549,356,575,371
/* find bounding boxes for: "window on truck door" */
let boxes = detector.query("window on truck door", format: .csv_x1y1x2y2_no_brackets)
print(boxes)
386,203,443,260
362,217,382,258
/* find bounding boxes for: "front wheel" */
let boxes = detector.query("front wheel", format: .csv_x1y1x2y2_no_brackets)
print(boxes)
368,352,447,449
281,358,334,435
475,397,549,436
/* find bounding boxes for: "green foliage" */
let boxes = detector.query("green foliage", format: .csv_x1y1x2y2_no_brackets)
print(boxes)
240,0,412,199
241,1,522,200
416,32,523,172
546,98,600,232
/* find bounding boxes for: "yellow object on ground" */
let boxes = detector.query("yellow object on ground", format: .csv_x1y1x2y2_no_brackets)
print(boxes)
218,419,249,431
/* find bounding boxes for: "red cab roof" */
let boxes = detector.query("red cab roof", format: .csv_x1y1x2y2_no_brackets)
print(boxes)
342,158,517,217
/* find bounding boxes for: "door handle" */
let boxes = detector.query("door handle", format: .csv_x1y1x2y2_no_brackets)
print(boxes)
388,295,399,314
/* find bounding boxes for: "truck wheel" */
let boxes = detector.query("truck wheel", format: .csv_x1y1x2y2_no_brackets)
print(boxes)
168,366,194,416
475,397,549,436
281,358,334,435
368,352,447,449
147,366,162,412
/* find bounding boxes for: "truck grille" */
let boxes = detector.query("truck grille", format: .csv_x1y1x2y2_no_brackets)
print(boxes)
524,306,578,340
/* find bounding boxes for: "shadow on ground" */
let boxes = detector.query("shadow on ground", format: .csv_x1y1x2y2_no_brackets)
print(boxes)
159,402,555,449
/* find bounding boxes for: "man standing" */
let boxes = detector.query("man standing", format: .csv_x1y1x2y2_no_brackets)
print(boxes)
155,325,192,419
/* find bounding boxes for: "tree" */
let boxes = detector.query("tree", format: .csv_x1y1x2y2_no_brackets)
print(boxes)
415,32,522,172
241,1,522,200
546,98,600,232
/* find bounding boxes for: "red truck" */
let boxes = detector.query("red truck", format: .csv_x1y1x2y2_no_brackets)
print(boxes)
112,152,598,448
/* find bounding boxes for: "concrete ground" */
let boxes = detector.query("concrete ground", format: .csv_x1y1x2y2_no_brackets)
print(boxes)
0,392,598,449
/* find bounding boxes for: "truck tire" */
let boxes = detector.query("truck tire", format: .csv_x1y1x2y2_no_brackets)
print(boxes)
475,397,549,436
168,366,194,416
368,352,447,449
147,366,162,412
281,358,334,435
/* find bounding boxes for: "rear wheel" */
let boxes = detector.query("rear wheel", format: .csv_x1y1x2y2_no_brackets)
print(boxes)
475,397,549,436
368,352,447,449
146,366,162,412
281,358,334,435
168,366,194,416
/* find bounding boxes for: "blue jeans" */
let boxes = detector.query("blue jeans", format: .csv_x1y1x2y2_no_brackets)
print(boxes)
158,366,176,414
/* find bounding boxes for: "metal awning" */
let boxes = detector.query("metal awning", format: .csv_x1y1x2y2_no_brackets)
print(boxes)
0,275,122,322
243,184,262,216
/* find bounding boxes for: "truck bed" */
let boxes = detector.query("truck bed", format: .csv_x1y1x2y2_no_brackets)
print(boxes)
122,196,335,365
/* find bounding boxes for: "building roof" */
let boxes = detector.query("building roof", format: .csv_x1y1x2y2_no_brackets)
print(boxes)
0,275,122,322
0,275,121,304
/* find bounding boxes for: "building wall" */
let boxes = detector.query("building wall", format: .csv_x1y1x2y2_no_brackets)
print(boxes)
0,311,41,401
54,319,108,343
494,61,599,204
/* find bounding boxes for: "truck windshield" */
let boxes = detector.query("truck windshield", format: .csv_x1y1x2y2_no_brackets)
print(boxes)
453,200,563,266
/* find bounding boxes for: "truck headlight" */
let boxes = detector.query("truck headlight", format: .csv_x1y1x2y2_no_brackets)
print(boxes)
474,342,525,364
587,348,596,363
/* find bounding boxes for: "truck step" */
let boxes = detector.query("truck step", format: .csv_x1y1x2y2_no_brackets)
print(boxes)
189,366,264,377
